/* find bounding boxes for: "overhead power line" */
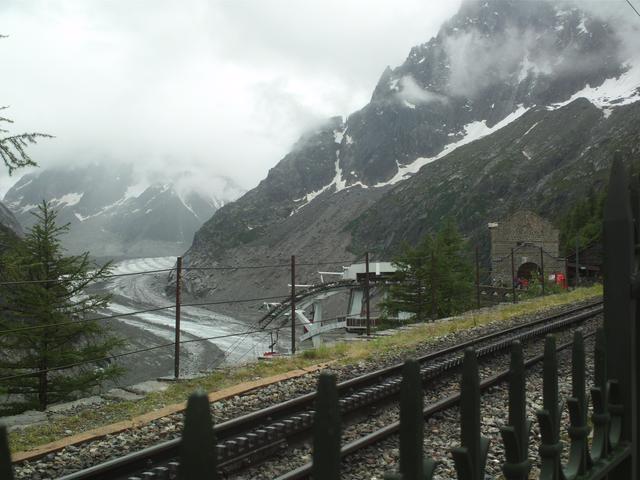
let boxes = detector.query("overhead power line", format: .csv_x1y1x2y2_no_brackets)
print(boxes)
625,0,640,18
0,294,289,335
0,259,360,287
0,317,347,381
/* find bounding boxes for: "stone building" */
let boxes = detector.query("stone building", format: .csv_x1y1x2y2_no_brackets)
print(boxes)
489,211,565,286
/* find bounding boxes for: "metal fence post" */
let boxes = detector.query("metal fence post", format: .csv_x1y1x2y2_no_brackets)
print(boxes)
365,252,371,336
312,372,341,479
500,341,530,480
603,155,636,477
0,425,14,480
590,329,610,462
178,392,218,479
536,335,562,479
174,256,182,379
452,348,489,479
565,331,590,477
385,359,436,479
291,255,296,356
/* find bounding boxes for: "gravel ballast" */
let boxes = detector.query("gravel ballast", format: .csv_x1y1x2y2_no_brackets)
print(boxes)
12,298,601,479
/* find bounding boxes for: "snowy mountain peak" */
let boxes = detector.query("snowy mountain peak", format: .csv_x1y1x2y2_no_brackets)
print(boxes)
4,163,244,258
188,0,640,281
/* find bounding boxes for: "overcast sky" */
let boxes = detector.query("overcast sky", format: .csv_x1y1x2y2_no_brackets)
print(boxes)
0,0,463,195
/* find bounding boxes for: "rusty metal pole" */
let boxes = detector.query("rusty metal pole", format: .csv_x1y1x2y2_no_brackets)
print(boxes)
511,248,517,304
291,255,296,355
431,252,437,319
365,252,371,336
174,256,182,379
475,246,480,309
575,237,580,287
540,246,545,296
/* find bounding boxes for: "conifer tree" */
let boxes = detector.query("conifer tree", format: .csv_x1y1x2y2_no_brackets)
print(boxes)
382,235,432,322
1,36,52,174
383,219,474,321
432,218,474,316
0,202,123,411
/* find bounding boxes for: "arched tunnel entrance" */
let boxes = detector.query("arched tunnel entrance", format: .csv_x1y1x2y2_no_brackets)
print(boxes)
517,262,540,281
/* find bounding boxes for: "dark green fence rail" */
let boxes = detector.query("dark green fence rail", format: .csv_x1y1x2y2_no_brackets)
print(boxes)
1,156,637,479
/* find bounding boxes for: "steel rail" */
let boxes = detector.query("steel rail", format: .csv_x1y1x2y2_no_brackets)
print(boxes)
55,300,602,480
276,329,599,479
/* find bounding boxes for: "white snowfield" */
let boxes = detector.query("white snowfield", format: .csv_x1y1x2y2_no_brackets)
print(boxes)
375,104,529,187
49,192,84,208
102,257,269,366
549,62,640,117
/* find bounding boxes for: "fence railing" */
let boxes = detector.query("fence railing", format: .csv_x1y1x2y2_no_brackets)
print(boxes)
1,157,636,478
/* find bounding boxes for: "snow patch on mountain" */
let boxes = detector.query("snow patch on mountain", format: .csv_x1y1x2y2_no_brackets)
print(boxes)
176,190,201,220
50,192,84,208
292,101,534,212
13,179,32,192
550,63,640,113
291,150,368,214
376,104,528,187
18,203,37,214
523,121,540,136
123,181,150,200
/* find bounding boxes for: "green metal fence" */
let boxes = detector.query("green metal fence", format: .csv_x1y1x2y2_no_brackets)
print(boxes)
1,155,637,479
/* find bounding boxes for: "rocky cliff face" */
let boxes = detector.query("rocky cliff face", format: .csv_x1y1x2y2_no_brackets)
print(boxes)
0,201,22,239
349,98,640,257
183,0,640,299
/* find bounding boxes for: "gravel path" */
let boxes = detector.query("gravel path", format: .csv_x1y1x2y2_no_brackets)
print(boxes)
12,299,600,479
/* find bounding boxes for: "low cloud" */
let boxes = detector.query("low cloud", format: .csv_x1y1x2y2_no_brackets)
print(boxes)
0,0,462,195
443,1,638,99
444,27,534,97
396,75,448,105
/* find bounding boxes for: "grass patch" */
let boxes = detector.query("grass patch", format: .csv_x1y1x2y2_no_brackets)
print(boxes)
9,285,601,453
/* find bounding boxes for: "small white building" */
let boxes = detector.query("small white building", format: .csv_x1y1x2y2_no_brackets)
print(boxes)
342,262,396,281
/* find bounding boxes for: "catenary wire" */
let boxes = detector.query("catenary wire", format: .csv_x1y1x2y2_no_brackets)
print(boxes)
625,0,640,18
0,317,350,382
0,294,289,335
0,259,361,287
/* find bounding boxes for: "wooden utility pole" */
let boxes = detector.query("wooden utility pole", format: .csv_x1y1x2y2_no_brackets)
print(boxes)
511,248,517,304
540,246,545,296
174,256,182,379
575,238,580,287
365,252,371,336
431,252,437,319
475,246,480,309
291,255,296,355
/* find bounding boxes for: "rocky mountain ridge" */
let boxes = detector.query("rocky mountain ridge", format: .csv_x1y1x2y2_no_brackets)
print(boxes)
4,163,243,258
182,0,639,300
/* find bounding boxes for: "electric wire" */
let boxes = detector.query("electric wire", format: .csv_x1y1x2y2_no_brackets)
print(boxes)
0,259,358,287
625,0,640,18
0,294,289,335
0,317,349,382
210,252,367,360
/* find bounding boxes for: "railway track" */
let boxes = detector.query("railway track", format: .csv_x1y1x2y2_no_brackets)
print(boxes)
276,329,596,479
57,300,603,480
